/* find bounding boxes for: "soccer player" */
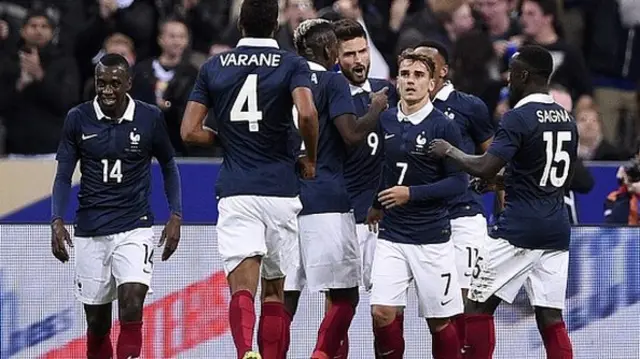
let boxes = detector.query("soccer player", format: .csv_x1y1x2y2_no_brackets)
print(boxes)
429,45,576,359
414,40,495,347
180,1,319,358
366,49,466,359
51,53,183,359
333,18,398,293
282,19,389,359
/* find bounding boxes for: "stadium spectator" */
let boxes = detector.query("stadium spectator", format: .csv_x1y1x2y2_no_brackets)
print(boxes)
83,33,137,101
132,17,198,156
473,0,522,60
605,159,640,225
576,108,630,161
0,9,79,157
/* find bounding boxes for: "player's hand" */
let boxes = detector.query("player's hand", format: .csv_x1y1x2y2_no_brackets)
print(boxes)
297,155,316,180
428,139,452,158
378,186,410,209
366,207,383,232
369,87,389,113
51,219,73,263
159,213,181,261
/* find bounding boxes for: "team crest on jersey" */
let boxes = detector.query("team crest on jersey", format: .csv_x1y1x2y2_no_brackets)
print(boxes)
128,128,141,153
412,131,427,155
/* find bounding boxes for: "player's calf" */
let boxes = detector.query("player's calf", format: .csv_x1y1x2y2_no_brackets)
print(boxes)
258,278,292,359
85,303,114,359
227,256,262,359
311,287,359,359
116,283,148,359
371,305,404,359
463,297,500,359
534,307,573,359
426,318,462,359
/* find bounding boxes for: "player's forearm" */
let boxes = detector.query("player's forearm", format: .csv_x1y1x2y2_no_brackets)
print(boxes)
352,107,383,142
180,101,215,146
445,147,499,179
160,159,183,216
372,166,387,210
51,160,75,222
409,173,467,202
298,113,319,164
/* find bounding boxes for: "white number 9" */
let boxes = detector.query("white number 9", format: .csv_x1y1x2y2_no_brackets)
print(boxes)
292,107,306,151
367,132,379,155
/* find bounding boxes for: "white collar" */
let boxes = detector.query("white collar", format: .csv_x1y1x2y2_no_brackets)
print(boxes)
307,61,327,71
514,93,555,109
93,94,136,122
396,100,434,125
349,79,372,96
434,82,455,102
236,37,279,49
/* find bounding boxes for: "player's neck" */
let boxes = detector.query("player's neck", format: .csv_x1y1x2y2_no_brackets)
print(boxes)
307,56,331,70
432,81,446,98
533,28,558,45
158,53,182,68
521,86,549,99
400,96,431,116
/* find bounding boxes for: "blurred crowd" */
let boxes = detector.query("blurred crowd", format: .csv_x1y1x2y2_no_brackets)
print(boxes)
0,0,639,160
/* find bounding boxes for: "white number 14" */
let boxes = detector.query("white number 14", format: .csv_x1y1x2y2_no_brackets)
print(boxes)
540,131,571,187
102,159,123,183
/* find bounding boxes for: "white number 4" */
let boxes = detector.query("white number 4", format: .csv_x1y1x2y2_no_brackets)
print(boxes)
396,162,408,184
540,131,572,187
101,159,123,183
230,74,263,132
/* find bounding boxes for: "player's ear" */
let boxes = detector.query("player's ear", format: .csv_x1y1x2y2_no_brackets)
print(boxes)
441,64,449,80
428,78,435,93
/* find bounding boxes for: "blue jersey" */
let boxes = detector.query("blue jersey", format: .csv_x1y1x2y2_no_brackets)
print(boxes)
343,78,398,223
188,38,312,199
376,102,465,245
55,96,175,237
291,62,356,215
433,83,494,219
487,94,578,250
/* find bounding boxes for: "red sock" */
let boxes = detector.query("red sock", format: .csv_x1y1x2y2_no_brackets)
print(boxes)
87,331,113,359
258,301,292,359
373,316,404,359
464,314,495,359
432,322,461,359
453,314,466,349
334,334,349,358
229,290,256,359
312,298,355,358
541,322,573,359
116,321,142,359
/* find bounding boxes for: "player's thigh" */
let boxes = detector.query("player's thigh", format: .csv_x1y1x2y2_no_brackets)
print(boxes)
370,239,412,308
450,214,488,289
469,237,541,304
74,235,117,305
298,212,361,292
407,240,463,318
217,196,268,276
356,223,378,290
111,227,155,288
262,196,303,281
524,249,569,310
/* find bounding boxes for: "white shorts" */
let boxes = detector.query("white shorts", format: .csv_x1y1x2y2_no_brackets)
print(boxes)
217,195,302,279
370,239,463,318
468,237,569,310
450,214,488,289
74,227,155,305
284,212,361,292
356,223,377,291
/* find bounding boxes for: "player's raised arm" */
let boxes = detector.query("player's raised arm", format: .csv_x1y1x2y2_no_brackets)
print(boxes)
333,80,389,146
51,109,79,262
181,64,215,146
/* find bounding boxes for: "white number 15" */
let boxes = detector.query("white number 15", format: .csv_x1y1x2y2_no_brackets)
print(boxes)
540,131,571,187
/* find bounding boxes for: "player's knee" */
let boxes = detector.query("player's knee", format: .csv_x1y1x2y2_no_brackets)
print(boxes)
371,305,397,328
426,317,451,334
464,296,500,315
261,277,285,302
86,314,111,336
534,306,563,329
227,256,262,294
284,291,301,316
328,287,359,308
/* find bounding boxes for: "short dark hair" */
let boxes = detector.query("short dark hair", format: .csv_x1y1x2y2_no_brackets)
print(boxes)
158,15,189,36
397,49,436,77
22,9,53,28
415,40,449,64
513,45,554,80
294,19,336,57
97,53,130,71
239,0,279,38
333,19,367,42
522,0,559,17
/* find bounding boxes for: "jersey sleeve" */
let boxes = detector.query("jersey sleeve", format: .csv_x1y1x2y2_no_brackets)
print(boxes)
152,110,176,164
289,56,313,92
487,110,526,163
55,109,79,162
469,98,494,146
188,61,212,107
328,74,357,120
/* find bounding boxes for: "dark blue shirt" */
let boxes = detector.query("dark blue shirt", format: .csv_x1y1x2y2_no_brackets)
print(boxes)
343,78,398,223
291,62,356,216
433,83,494,219
188,38,312,199
487,94,578,250
376,102,466,245
55,97,176,237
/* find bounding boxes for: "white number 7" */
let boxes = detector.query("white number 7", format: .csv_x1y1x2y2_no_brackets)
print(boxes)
396,162,408,184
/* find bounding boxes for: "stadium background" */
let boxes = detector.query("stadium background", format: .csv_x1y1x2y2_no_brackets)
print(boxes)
1,0,640,358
